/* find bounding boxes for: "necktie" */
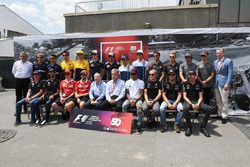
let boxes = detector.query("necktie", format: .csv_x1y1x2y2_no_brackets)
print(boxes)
217,59,222,73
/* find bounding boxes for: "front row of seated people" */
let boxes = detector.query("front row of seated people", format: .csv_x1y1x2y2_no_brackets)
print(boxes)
15,68,212,137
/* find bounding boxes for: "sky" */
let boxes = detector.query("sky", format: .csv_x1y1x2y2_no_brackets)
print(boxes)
0,0,80,34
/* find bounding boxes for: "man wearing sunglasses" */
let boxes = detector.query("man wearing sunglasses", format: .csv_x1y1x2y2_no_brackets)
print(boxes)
165,51,180,82
89,50,104,81
142,69,162,129
122,68,144,134
148,51,165,82
159,69,183,133
60,51,74,76
33,53,48,80
47,54,62,80
197,51,215,105
52,70,76,120
75,69,91,109
179,52,198,83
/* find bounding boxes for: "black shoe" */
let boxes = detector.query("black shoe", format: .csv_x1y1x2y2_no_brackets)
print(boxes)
221,118,227,124
29,121,34,127
14,121,22,127
137,125,143,135
185,128,192,137
160,125,167,133
200,128,211,137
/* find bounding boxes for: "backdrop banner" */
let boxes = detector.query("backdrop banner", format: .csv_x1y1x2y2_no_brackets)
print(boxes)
69,109,133,134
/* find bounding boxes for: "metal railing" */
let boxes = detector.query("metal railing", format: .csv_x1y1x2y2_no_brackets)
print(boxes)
75,0,206,13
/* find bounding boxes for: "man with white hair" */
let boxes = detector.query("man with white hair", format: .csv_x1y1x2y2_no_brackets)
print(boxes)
85,72,106,109
101,69,125,111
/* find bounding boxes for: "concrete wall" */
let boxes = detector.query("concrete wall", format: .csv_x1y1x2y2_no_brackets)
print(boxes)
64,4,219,33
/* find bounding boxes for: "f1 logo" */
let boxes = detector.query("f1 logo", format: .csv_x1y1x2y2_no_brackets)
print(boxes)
111,118,122,126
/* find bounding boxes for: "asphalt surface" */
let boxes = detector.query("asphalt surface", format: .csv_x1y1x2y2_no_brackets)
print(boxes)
0,90,250,167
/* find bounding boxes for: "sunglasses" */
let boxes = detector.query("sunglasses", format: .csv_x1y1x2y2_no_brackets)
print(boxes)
81,73,87,76
149,74,155,76
170,56,175,58
63,55,69,57
185,56,192,59
64,73,71,75
169,74,175,76
131,73,137,75
200,55,207,57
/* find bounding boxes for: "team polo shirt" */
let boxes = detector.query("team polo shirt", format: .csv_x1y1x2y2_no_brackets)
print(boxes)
74,60,90,81
61,60,74,71
149,61,165,79
145,80,161,100
47,63,62,79
179,62,197,79
125,79,144,99
45,78,60,96
163,82,182,101
29,79,46,95
60,79,76,98
75,80,91,95
197,61,215,88
33,62,48,80
183,81,202,102
90,60,103,80
103,61,119,80
165,61,180,80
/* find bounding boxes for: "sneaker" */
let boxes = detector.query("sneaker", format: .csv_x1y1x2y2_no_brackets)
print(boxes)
160,125,167,133
14,121,22,127
35,120,40,125
175,126,181,133
41,120,47,126
137,125,143,135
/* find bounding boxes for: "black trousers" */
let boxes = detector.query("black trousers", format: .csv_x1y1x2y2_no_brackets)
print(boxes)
183,101,211,129
100,97,124,112
15,78,30,103
203,87,213,105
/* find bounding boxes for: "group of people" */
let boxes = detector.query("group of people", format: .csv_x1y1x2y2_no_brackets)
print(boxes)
12,47,233,137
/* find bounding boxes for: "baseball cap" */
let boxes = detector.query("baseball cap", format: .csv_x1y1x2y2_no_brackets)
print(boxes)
48,68,56,73
188,70,196,75
200,51,208,56
108,52,115,57
33,70,40,75
64,70,72,74
76,50,85,55
92,50,98,54
137,49,144,54
168,69,175,74
130,68,137,74
121,55,128,60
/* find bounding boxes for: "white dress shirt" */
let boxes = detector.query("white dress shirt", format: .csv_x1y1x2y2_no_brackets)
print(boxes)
12,60,33,79
106,79,125,102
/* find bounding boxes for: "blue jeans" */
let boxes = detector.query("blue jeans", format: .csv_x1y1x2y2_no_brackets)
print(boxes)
159,100,183,127
16,97,42,123
44,96,57,121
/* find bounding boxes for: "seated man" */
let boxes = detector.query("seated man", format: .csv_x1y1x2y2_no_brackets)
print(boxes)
101,69,125,111
85,73,106,109
159,69,182,133
15,71,45,126
122,68,144,133
142,69,162,130
75,69,91,109
40,68,60,125
51,70,76,120
182,71,212,137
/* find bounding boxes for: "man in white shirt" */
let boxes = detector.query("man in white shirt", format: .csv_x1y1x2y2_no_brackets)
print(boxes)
132,49,148,81
101,69,125,111
12,52,33,112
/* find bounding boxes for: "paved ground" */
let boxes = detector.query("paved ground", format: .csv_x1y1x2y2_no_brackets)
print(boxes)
0,90,250,167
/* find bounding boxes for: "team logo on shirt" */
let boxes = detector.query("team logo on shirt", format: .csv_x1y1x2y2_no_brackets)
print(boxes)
195,84,201,91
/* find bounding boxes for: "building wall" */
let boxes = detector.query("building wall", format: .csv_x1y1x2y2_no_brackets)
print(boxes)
65,4,218,33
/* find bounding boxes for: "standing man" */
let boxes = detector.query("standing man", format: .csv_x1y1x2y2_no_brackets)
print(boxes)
73,50,90,81
118,55,132,82
89,50,104,81
165,51,180,82
47,54,62,80
101,69,125,111
103,52,119,81
132,49,148,81
142,69,162,129
197,51,215,105
60,51,74,74
12,52,33,112
148,51,165,82
179,52,197,83
214,48,233,124
182,71,212,137
32,53,48,80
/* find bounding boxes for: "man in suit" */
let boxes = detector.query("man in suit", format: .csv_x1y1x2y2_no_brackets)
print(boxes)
214,48,233,124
